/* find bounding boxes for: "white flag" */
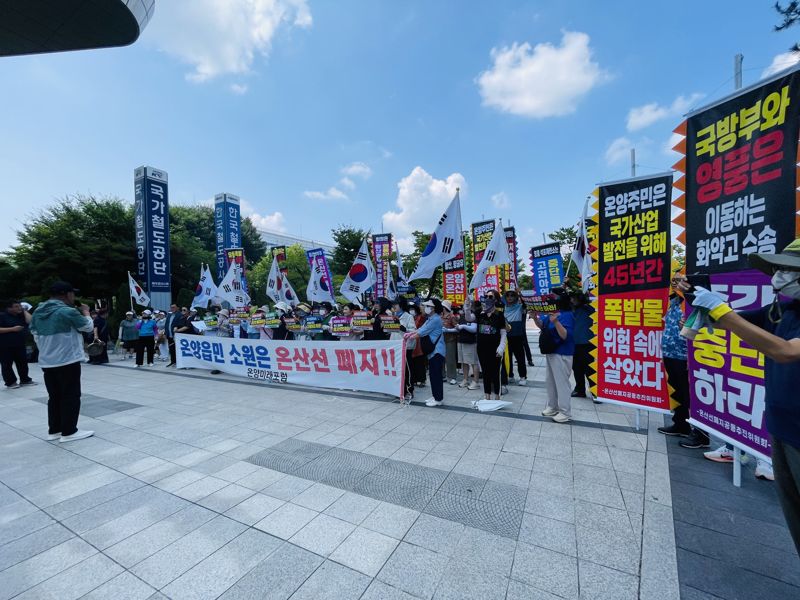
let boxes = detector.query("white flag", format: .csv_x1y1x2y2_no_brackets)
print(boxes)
217,262,250,308
571,197,594,293
307,259,333,303
396,241,408,285
191,265,218,309
340,239,377,302
408,190,463,281
128,273,150,307
266,257,283,304
469,220,512,291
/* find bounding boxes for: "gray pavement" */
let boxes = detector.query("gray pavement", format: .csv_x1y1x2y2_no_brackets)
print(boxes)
0,347,774,600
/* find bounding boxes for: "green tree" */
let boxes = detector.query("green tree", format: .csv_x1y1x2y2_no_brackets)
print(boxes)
248,244,311,306
547,226,581,286
331,225,368,276
775,1,800,50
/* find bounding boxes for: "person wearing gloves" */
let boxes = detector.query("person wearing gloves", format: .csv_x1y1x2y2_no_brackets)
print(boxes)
29,281,95,442
534,291,575,423
466,295,507,401
682,238,800,554
391,298,417,400
456,299,480,390
406,299,446,406
134,309,158,367
441,300,460,385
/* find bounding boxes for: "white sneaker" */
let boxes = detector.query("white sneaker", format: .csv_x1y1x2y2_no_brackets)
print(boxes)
134,365,141,369
541,407,559,417
704,445,734,463
404,393,413,401
755,459,774,481
552,412,571,424
449,379,457,385
501,386,509,395
425,398,443,407
518,379,527,387
60,430,94,443
467,382,478,390
458,380,467,388
46,432,61,441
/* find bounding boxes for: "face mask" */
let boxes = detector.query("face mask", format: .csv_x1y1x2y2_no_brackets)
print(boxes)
481,299,495,312
772,270,800,295
409,309,416,316
424,306,434,315
506,297,517,305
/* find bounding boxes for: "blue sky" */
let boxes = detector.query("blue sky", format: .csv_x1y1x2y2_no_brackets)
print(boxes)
1,0,798,264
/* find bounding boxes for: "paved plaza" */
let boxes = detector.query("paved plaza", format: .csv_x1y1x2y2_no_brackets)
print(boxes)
1,345,798,599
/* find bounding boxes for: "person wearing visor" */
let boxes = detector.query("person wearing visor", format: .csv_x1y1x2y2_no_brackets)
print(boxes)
466,294,507,401
685,238,800,554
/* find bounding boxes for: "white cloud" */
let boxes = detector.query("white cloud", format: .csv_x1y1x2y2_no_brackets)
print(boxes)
145,0,311,83
238,198,287,232
476,31,608,118
664,132,684,157
626,93,704,131
229,83,248,95
382,167,466,252
491,192,509,209
341,161,372,179
339,177,355,190
763,51,800,78
303,187,349,201
605,136,633,166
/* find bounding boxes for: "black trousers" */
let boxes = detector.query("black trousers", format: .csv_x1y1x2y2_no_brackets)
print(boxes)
43,362,81,436
772,437,800,556
413,354,427,384
404,349,415,397
507,336,527,380
522,335,533,365
664,357,690,428
428,354,444,401
168,337,177,364
477,344,502,395
0,345,30,386
572,343,594,395
136,335,155,365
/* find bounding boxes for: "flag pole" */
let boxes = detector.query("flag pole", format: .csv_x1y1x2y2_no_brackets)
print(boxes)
127,271,134,312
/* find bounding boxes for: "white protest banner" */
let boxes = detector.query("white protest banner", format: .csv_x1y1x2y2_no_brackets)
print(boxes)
175,334,405,397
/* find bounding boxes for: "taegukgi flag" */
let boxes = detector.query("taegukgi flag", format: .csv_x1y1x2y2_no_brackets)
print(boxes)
217,261,250,308
128,272,150,307
469,219,512,291
340,239,377,302
572,197,593,293
408,189,463,281
191,264,218,309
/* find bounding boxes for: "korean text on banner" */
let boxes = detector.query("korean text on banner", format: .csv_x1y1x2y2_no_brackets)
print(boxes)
371,234,393,299
214,193,241,281
176,334,405,397
530,243,564,294
471,220,499,298
134,166,171,310
502,227,519,291
595,173,673,412
442,252,467,305
679,69,800,459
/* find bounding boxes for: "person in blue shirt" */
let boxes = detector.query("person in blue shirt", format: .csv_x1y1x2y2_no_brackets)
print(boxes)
686,238,800,555
534,290,575,423
135,310,159,368
409,299,445,407
570,292,595,401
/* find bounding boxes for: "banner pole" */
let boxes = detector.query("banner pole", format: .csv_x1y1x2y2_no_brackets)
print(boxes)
127,272,134,312
733,449,742,488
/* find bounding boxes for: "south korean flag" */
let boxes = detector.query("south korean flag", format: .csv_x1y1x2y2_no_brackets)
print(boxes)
408,189,463,282
340,239,377,302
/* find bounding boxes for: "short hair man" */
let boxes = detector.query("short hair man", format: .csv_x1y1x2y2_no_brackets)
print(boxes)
0,299,34,388
30,282,94,442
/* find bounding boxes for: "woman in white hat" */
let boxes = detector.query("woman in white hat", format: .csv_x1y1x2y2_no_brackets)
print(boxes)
134,309,158,367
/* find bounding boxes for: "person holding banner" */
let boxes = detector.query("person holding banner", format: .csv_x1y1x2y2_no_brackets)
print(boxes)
535,291,575,423
407,299,446,407
683,239,800,554
466,295,507,401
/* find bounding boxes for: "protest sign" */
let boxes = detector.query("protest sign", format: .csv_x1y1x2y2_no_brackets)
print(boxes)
471,220,500,299
594,173,673,413
442,252,467,305
176,334,405,397
351,310,373,331
380,314,401,332
529,243,564,294
330,316,352,337
520,291,560,313
304,315,323,335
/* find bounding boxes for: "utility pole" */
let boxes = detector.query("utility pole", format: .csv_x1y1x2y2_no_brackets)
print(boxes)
630,148,636,177
734,53,743,90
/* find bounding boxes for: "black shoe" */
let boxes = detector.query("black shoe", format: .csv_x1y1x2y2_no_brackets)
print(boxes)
679,430,711,449
19,380,37,386
527,362,534,367
166,362,175,367
571,391,586,398
657,424,691,437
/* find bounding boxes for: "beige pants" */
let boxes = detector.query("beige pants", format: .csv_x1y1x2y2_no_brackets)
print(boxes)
545,354,574,416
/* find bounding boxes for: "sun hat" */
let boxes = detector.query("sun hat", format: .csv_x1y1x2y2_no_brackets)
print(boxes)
441,300,453,312
749,237,800,274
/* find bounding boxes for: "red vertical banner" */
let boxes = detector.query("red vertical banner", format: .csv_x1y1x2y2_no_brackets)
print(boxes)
442,252,467,305
502,227,518,291
594,174,673,413
676,68,800,460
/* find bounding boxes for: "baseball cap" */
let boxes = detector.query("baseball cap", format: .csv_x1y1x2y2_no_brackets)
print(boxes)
50,281,78,294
